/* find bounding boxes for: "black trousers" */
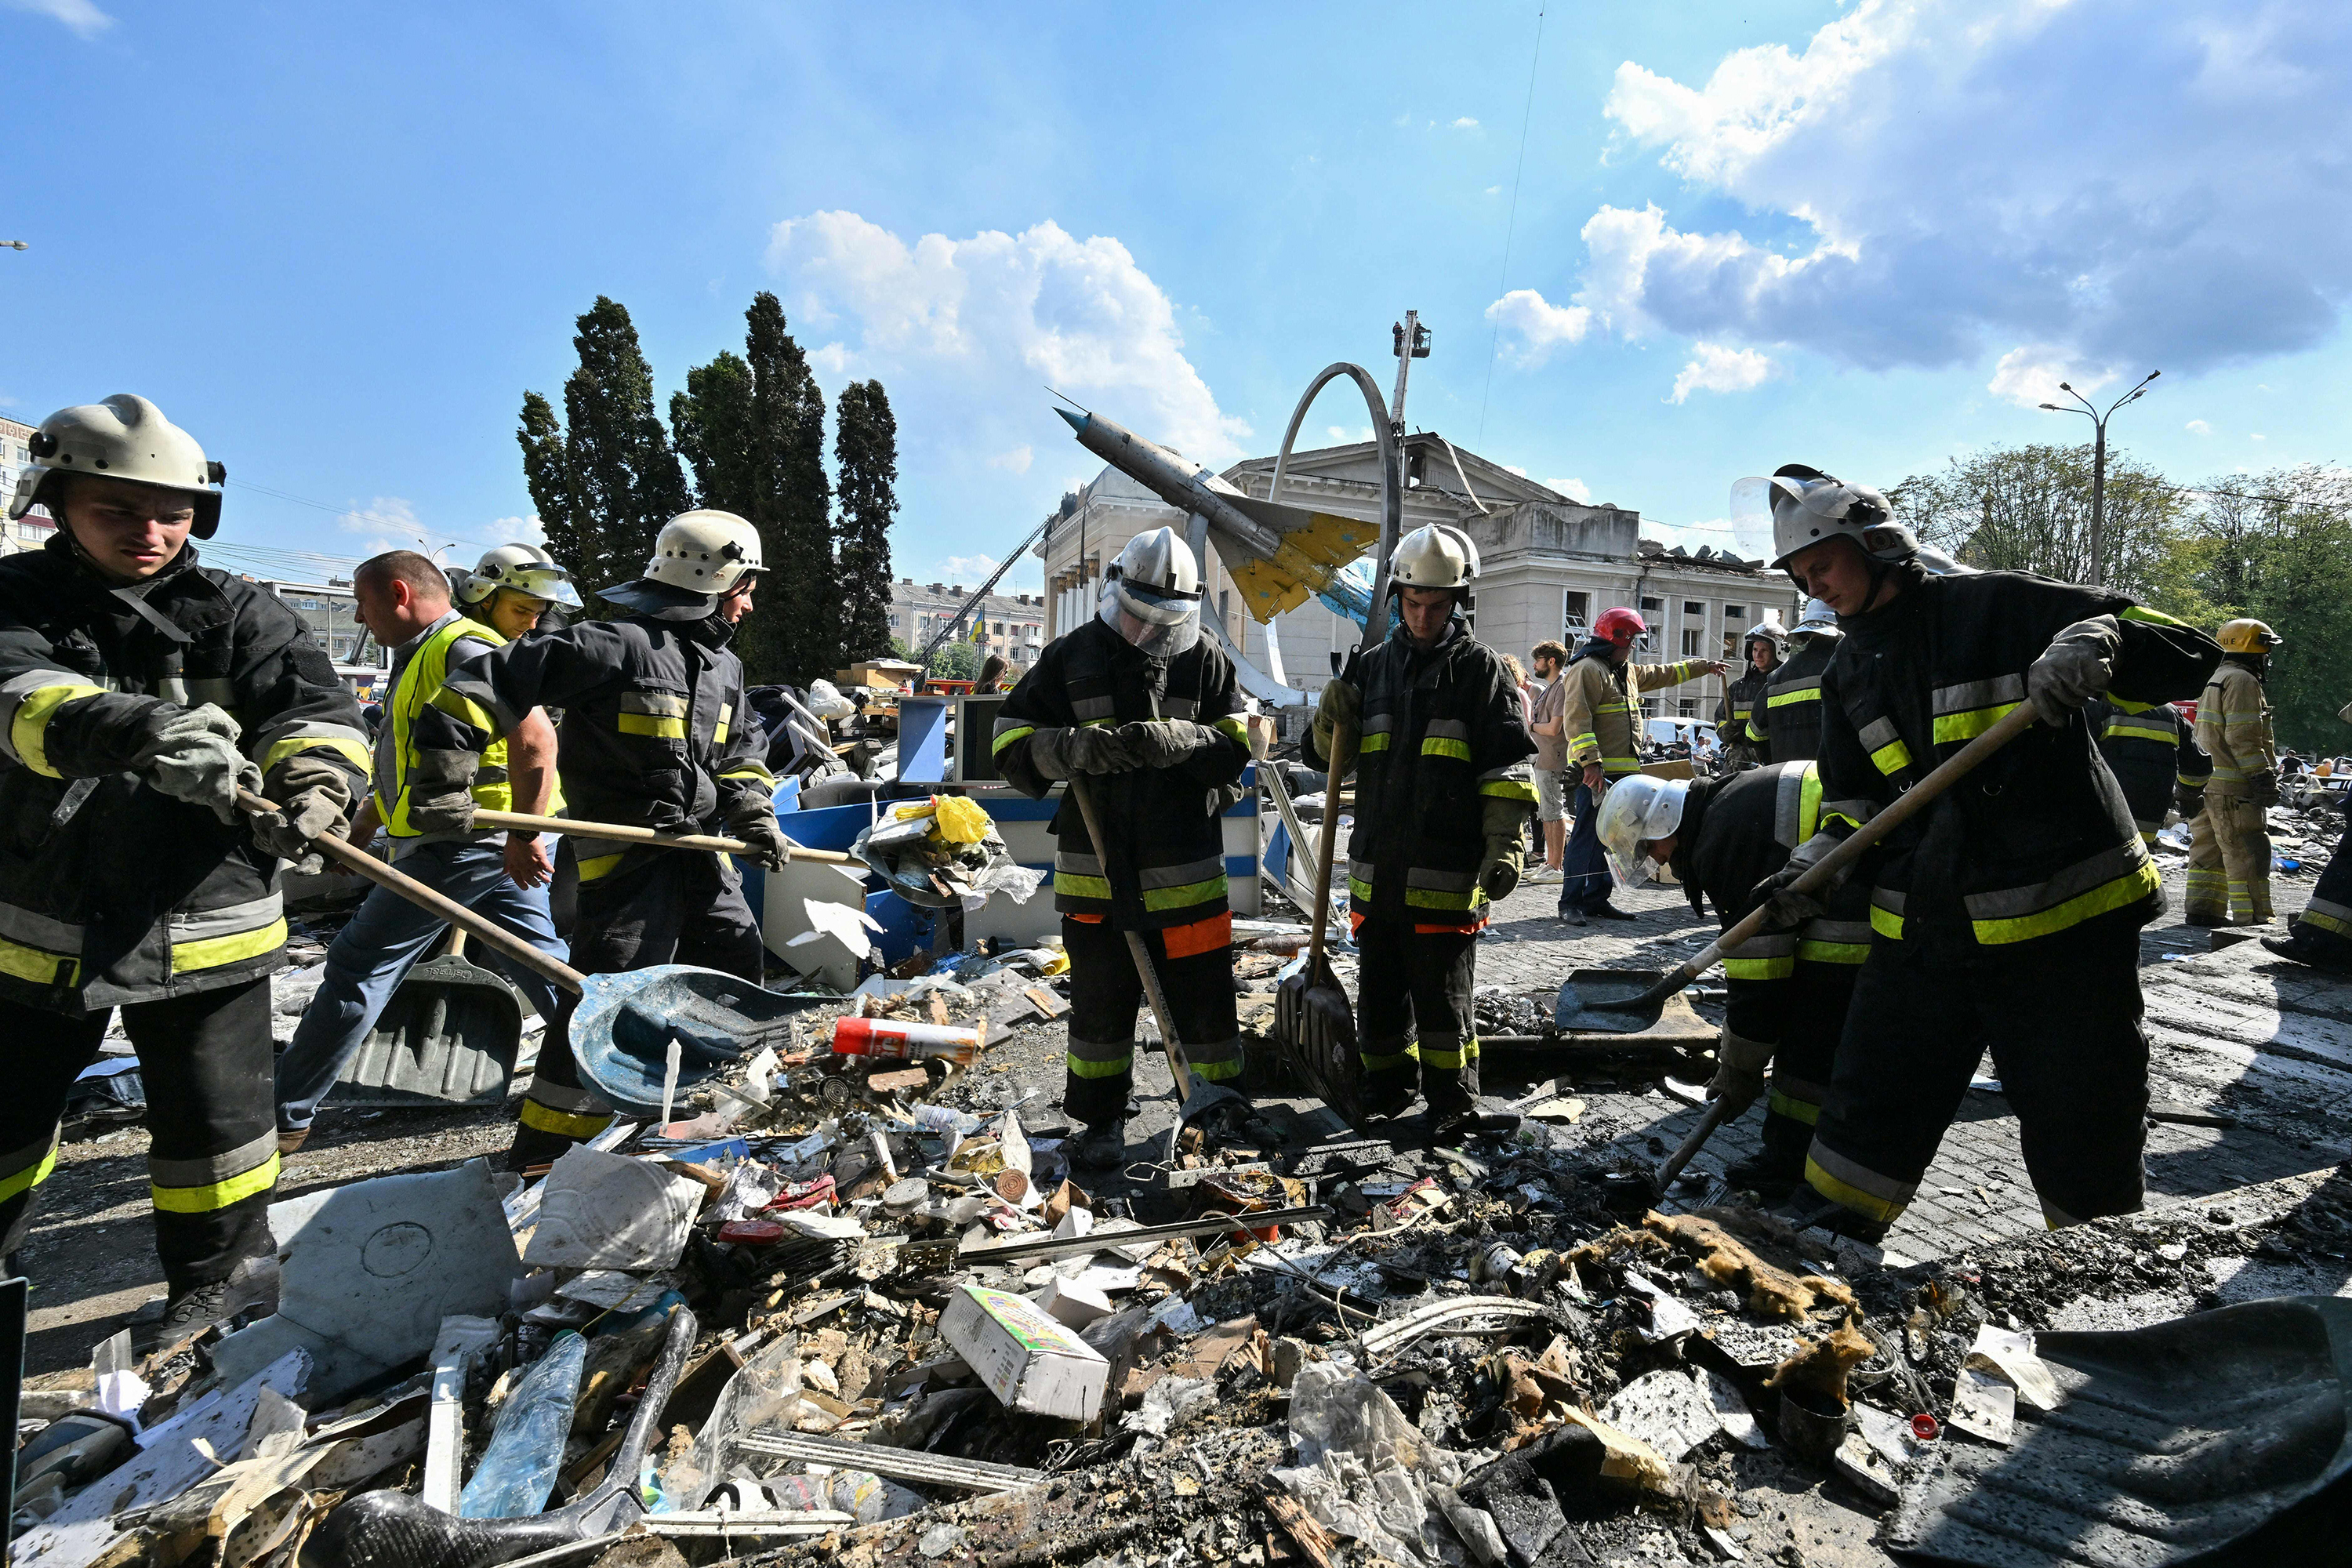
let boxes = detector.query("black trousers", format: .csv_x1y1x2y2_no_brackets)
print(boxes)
1806,913,2149,1229
512,848,763,1166
1354,917,1480,1116
1061,916,1241,1127
1759,960,1863,1172
2287,814,2352,960
0,979,277,1297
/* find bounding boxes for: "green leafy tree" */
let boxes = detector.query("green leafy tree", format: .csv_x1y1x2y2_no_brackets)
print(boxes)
927,637,980,681
744,292,835,685
833,380,900,663
517,298,690,618
1889,443,2185,596
669,350,757,516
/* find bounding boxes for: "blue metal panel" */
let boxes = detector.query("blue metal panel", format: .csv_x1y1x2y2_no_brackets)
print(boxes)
865,889,931,968
898,695,950,785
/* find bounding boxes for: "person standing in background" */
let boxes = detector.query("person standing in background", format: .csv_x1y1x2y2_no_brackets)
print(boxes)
1526,641,1571,884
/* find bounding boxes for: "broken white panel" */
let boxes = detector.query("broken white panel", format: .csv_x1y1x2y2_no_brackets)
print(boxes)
1703,1367,1770,1450
213,1161,519,1405
759,858,871,978
15,1351,310,1568
1600,1370,1719,1461
521,1145,705,1271
423,1315,499,1514
1964,1323,2060,1410
1947,1365,2017,1446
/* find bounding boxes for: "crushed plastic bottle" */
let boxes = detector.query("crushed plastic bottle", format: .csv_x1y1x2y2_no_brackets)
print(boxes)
459,1330,587,1519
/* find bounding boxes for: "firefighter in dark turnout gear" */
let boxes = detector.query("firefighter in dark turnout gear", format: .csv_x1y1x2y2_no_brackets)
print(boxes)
992,528,1249,1171
2087,698,2209,846
1597,765,1872,1191
1310,524,1537,1140
0,396,370,1346
445,510,787,1167
1751,599,1841,764
1752,463,2220,1240
1714,621,1786,769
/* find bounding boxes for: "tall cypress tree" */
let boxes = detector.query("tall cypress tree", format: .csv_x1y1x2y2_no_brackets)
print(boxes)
743,292,834,685
517,390,587,585
833,380,899,663
669,350,757,516
517,297,689,618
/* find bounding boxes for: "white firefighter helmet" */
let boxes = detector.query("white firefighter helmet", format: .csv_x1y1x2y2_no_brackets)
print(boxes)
647,510,764,593
456,543,582,610
1098,526,1203,655
1595,773,1690,889
1388,523,1479,595
1792,597,1841,639
1743,618,1789,658
11,394,226,538
1748,464,1911,572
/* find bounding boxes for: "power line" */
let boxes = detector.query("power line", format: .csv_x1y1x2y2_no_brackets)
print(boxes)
1476,5,1545,451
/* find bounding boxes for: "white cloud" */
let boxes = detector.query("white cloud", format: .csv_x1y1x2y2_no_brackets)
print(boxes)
1544,477,1592,502
337,496,420,539
1504,465,1530,477
935,554,1000,583
1485,289,1594,367
481,514,545,546
7,0,111,38
1327,425,1348,438
2252,432,2267,441
766,212,1248,474
1485,185,1502,195
1452,117,1481,130
2187,419,2213,435
1566,0,2352,375
1984,346,2114,410
987,445,1033,474
1669,342,1776,403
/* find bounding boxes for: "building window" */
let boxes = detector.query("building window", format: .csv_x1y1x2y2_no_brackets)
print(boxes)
1723,604,1747,661
1563,590,1589,633
1682,626,1704,657
1679,699,1697,717
1682,601,1704,618
1639,597,1664,613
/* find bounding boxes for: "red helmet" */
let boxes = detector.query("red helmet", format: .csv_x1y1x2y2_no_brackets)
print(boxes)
1594,607,1647,647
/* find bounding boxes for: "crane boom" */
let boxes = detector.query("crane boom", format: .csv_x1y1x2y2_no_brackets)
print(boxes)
917,515,1054,664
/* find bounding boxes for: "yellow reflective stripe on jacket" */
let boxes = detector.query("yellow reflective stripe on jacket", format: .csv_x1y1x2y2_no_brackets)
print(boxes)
172,916,286,974
1213,716,1248,743
1054,872,1113,901
1766,684,1820,708
2104,721,2176,744
1359,731,1392,753
1966,857,2158,946
260,730,372,776
1871,738,1912,774
11,681,107,779
151,1152,279,1214
1724,954,1796,981
1568,730,1599,753
0,933,78,989
1933,701,2021,746
519,1098,615,1138
1479,779,1538,803
1141,875,1226,912
992,724,1036,755
1797,938,1871,964
1421,735,1472,761
577,849,628,883
2119,604,2190,627
1870,903,1905,940
713,702,732,743
618,712,688,738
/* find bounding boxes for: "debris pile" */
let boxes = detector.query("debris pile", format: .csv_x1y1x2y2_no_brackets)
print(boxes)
18,949,2352,1566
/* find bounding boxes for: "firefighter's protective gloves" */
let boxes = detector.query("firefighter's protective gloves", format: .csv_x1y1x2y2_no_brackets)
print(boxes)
1118,719,1215,770
2172,782,2205,818
255,753,356,872
132,702,262,825
1756,830,1846,928
1029,726,1143,779
1478,795,1527,901
1312,678,1360,772
1478,835,1523,902
724,794,790,871
2248,770,2282,809
404,750,481,836
2026,616,2121,725
1708,1024,1774,1118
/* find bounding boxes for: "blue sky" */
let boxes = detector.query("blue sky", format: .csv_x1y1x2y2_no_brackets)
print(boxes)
8,0,2350,591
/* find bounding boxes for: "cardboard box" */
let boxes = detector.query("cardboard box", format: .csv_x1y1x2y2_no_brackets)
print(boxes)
1030,1273,1114,1328
941,1283,1109,1420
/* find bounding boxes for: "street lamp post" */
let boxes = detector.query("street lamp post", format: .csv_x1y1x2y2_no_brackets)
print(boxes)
2039,370,2158,586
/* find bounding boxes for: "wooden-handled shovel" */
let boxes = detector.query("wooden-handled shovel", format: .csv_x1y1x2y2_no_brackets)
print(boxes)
468,807,855,865
1558,701,2044,1036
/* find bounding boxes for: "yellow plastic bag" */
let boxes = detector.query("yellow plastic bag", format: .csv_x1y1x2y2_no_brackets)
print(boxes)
931,794,990,844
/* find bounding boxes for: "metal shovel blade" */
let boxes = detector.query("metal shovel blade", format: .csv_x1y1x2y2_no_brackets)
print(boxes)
572,965,833,1117
328,950,527,1109
1553,968,1674,1035
1274,956,1366,1127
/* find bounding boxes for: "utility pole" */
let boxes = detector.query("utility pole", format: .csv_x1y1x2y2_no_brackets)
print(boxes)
2041,370,2158,586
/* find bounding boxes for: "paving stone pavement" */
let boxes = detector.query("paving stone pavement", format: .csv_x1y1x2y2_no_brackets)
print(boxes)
1423,840,2343,1262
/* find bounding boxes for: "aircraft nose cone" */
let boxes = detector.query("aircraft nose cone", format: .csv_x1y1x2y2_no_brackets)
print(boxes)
1054,406,1088,434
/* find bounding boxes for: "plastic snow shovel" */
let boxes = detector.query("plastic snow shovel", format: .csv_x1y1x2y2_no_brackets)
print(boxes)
470,805,857,864
328,926,524,1109
1272,720,1367,1126
238,790,827,1117
307,1304,697,1566
1063,774,1228,1123
1554,702,2043,1035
